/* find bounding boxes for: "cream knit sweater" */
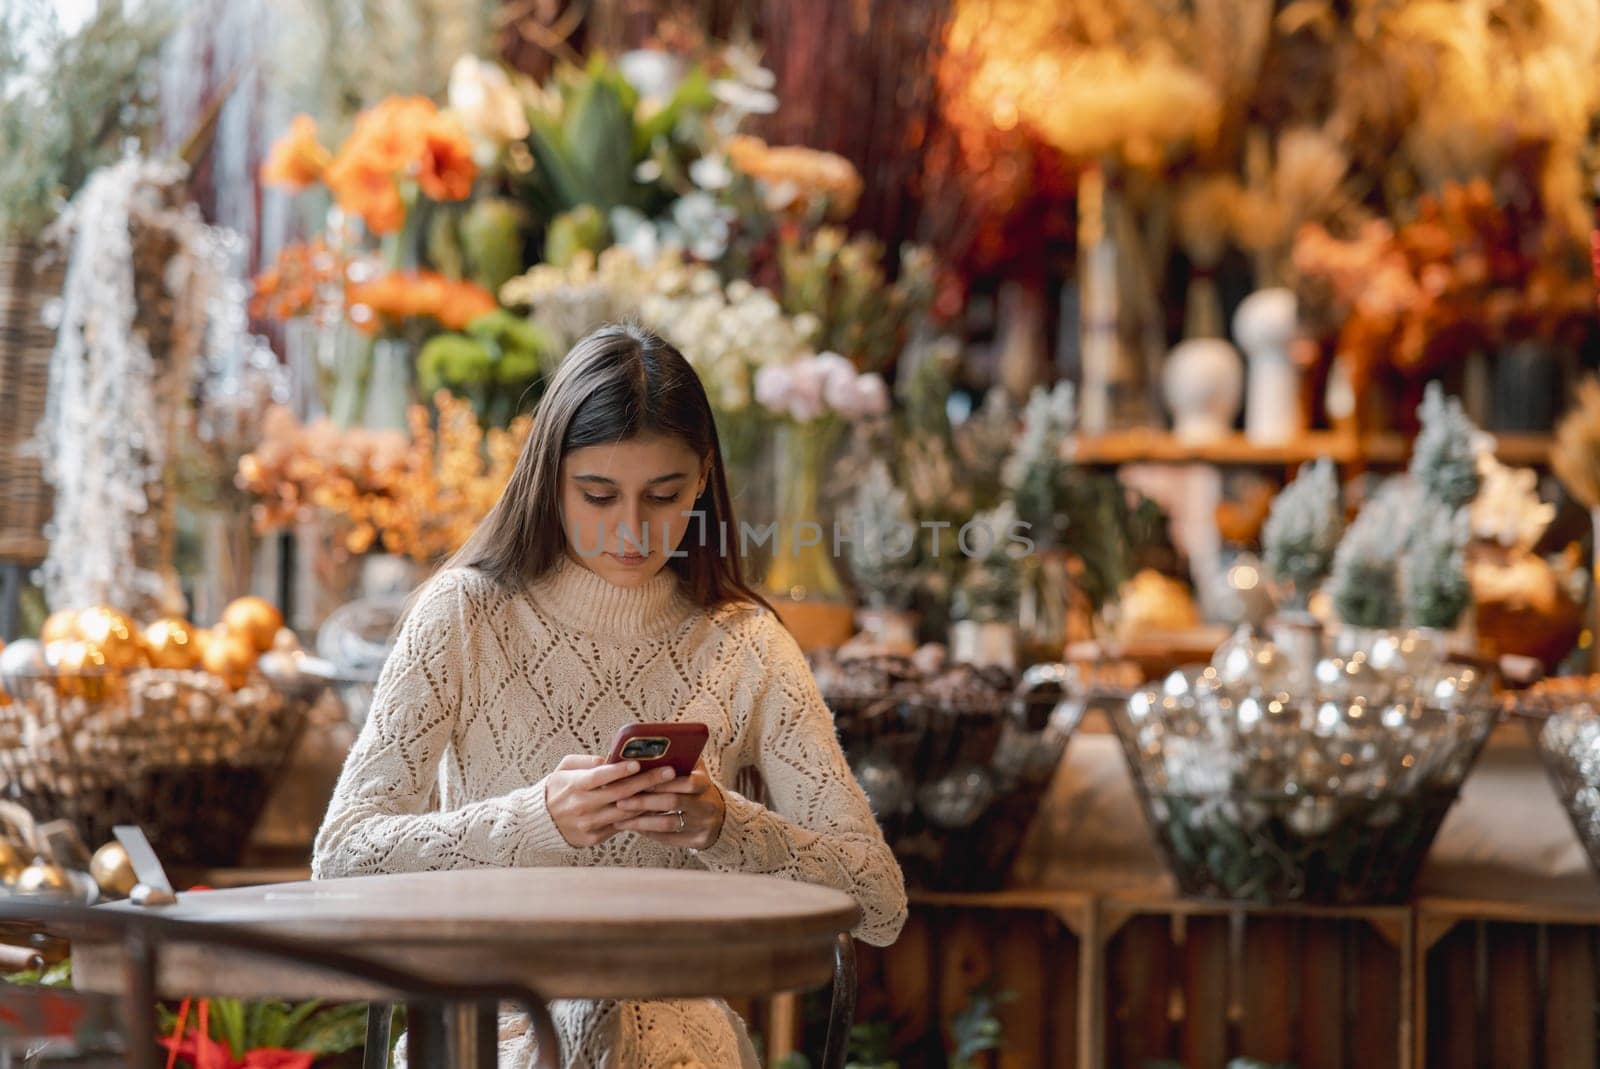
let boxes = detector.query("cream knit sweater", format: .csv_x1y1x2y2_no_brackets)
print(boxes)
311,556,908,1068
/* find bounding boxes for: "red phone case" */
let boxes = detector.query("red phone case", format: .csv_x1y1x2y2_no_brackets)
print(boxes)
605,722,709,776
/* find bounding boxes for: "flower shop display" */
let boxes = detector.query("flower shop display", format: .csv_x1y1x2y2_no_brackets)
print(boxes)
1112,628,1499,903
35,158,235,622
238,391,528,564
0,597,326,866
0,2,174,566
809,649,1097,891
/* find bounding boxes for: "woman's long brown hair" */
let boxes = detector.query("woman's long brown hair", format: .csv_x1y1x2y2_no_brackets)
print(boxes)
439,321,774,615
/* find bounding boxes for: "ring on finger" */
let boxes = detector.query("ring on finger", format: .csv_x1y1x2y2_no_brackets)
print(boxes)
669,809,686,833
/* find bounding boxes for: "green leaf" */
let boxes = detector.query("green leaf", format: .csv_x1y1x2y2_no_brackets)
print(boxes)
291,1002,371,1055
633,65,714,154
561,76,638,212
272,998,326,1049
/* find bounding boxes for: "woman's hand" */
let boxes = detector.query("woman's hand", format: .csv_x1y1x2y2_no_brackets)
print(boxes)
611,759,726,850
544,754,680,848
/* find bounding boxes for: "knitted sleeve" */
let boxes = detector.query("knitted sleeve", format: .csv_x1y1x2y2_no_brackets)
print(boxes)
692,611,909,947
310,570,574,878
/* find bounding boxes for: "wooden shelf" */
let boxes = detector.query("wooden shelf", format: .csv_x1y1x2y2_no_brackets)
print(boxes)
1069,429,1553,468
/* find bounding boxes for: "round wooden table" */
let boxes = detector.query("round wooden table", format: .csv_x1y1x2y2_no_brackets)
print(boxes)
71,867,861,1068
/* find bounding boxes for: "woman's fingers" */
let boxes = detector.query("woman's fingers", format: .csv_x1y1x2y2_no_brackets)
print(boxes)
557,754,604,771
616,791,688,813
589,766,678,806
614,814,690,835
577,760,642,789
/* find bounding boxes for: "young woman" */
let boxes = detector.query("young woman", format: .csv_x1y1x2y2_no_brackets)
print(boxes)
312,323,908,1068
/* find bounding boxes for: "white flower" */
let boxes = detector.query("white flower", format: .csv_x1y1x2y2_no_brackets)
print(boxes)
785,360,827,422
447,56,529,148
618,50,687,105
854,373,889,417
634,159,664,183
712,79,779,117
816,352,859,412
670,193,734,262
690,154,734,191
754,364,792,411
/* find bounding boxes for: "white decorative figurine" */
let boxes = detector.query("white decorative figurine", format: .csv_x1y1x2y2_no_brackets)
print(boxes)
1233,287,1303,445
1162,338,1243,443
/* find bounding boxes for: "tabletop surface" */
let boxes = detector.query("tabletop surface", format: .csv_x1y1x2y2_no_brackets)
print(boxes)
74,868,861,1001
97,866,860,943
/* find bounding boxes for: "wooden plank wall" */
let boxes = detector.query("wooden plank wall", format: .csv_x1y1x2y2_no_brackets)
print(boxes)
1100,911,1403,1069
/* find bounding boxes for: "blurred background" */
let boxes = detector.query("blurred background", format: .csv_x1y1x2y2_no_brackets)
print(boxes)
7,2,1600,1067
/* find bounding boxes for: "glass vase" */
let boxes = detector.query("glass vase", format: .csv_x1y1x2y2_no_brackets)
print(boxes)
763,420,854,650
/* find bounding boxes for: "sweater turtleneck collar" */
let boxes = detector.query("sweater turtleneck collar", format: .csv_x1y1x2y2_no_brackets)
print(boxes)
528,552,693,639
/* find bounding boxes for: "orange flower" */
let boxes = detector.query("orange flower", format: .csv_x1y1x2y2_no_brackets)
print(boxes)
435,278,498,328
325,151,406,234
261,115,331,189
346,271,498,332
418,112,478,201
251,241,344,320
358,96,436,173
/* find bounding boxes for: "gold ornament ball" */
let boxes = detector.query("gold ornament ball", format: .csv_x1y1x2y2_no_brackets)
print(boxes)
222,596,285,654
16,862,71,897
45,639,112,699
89,842,137,897
143,617,199,670
40,610,79,645
0,840,24,883
202,629,256,690
75,607,145,669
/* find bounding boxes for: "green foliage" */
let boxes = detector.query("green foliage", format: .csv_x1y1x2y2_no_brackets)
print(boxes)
776,231,940,374
545,204,608,267
1058,472,1169,613
516,54,718,239
948,985,1015,1069
6,959,72,987
156,998,368,1059
458,197,527,293
0,0,177,237
418,310,555,426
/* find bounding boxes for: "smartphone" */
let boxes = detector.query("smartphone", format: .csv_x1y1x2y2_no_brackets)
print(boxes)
605,722,709,777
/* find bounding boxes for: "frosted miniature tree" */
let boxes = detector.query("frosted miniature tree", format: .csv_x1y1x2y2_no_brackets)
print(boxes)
1004,380,1076,547
1411,381,1482,509
1403,500,1472,629
952,502,1024,623
841,458,921,610
1328,479,1409,629
1261,458,1344,608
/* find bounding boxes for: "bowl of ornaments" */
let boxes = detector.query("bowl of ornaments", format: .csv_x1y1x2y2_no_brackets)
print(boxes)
1109,624,1501,904
1515,676,1600,880
810,645,1115,891
0,597,333,867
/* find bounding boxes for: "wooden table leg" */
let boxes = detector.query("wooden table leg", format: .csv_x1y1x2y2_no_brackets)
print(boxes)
363,1003,393,1069
449,1001,498,1069
406,1003,449,1068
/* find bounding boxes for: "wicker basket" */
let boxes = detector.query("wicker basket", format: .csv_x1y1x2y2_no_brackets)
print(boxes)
0,668,313,866
0,238,63,565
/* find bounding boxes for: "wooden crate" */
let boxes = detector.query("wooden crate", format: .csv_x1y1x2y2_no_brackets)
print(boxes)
1096,895,1412,1069
1417,896,1600,1069
806,889,1094,1068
